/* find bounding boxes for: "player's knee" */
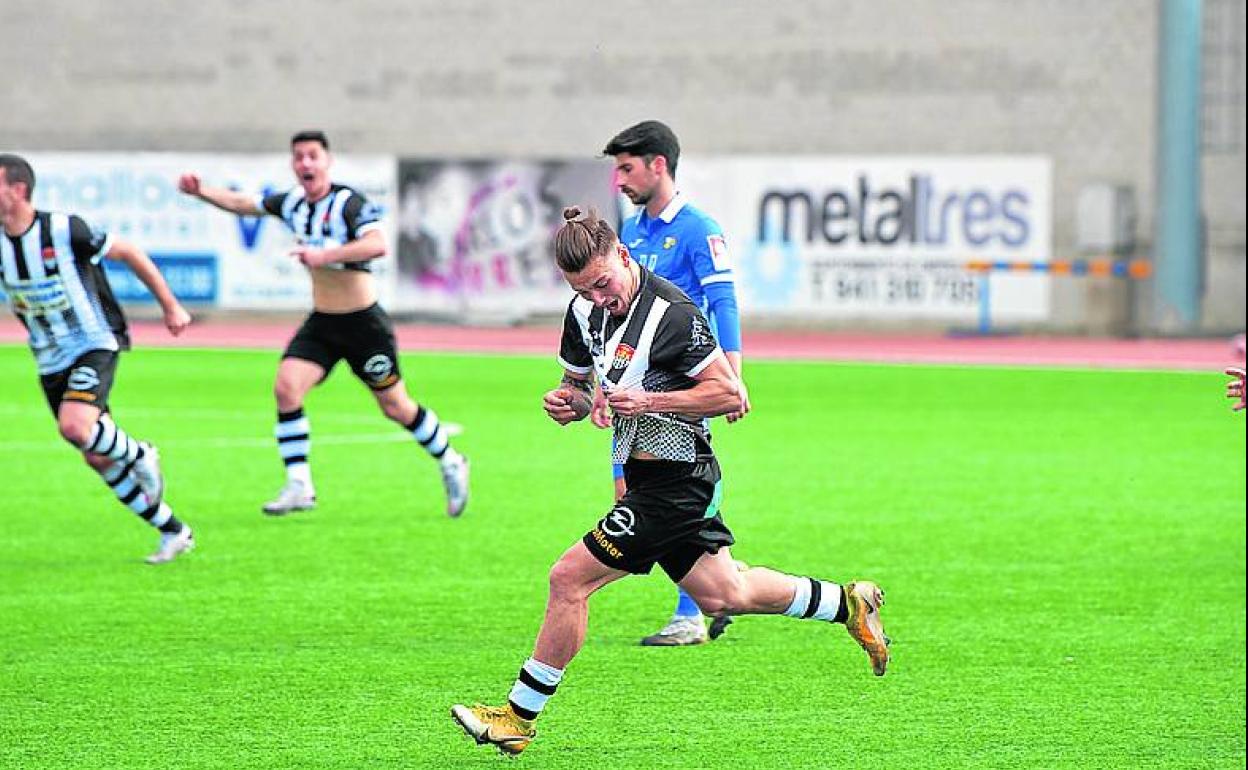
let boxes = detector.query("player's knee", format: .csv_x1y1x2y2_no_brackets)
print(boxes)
378,394,412,423
57,418,94,448
547,558,590,603
273,379,303,410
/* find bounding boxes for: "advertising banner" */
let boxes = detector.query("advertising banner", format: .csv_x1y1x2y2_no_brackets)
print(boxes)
22,153,397,310
674,156,1052,321
392,159,616,319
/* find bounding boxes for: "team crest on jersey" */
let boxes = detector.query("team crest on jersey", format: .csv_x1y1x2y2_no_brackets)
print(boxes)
662,236,677,249
41,246,57,270
611,343,635,371
707,235,731,271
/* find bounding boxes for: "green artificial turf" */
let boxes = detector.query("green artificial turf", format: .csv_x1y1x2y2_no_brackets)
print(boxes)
0,344,1243,769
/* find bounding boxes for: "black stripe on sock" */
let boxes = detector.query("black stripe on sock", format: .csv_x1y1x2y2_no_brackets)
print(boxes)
508,700,538,721
405,406,427,434
277,433,309,443
518,668,557,697
120,486,143,505
158,516,185,535
138,503,160,522
283,455,307,466
801,577,822,619
278,408,304,422
833,590,849,624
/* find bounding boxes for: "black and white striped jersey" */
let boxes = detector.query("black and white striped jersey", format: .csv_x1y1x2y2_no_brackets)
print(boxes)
0,211,128,374
257,183,383,272
558,267,724,464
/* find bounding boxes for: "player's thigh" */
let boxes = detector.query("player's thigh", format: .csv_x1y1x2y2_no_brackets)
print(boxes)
549,540,630,598
275,357,327,403
676,546,744,607
343,306,402,392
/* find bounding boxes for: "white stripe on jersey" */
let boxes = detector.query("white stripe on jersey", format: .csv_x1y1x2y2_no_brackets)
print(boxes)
327,189,351,244
38,215,72,340
699,273,736,286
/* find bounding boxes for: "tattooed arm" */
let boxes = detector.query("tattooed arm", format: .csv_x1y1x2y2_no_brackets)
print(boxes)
543,369,596,425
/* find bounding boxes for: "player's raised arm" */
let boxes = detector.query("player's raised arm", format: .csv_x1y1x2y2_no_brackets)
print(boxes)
104,238,191,336
544,369,595,425
177,173,265,216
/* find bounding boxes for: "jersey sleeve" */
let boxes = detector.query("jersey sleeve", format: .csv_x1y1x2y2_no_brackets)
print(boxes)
68,214,114,265
557,301,593,374
257,190,289,217
342,192,384,240
688,221,742,352
650,301,722,377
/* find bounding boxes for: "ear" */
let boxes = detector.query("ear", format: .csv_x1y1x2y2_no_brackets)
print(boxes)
651,154,669,177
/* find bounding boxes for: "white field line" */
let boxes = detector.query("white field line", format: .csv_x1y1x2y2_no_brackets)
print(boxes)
0,424,463,453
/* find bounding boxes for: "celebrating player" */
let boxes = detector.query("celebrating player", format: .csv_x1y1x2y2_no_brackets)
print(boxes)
178,131,469,516
600,120,750,646
0,153,195,564
450,207,888,757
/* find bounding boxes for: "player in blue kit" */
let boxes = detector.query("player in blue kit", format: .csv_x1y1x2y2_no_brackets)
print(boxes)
598,121,751,645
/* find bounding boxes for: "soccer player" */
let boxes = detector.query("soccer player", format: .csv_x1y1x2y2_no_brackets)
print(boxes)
0,153,195,564
450,207,888,757
599,120,751,646
178,131,469,517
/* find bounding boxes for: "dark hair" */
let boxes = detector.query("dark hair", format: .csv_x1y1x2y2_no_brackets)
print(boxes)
0,153,35,199
554,206,617,272
291,130,330,150
603,120,680,178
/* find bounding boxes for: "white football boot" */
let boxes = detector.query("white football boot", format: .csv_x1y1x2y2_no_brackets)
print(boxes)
262,480,317,515
440,450,470,517
640,615,708,646
146,525,195,565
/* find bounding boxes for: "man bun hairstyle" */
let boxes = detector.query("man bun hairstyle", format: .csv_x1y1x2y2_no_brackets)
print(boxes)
0,153,36,199
291,130,330,150
602,120,681,178
554,206,618,273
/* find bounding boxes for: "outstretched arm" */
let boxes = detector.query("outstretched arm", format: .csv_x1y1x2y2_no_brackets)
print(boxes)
178,173,265,216
105,239,191,336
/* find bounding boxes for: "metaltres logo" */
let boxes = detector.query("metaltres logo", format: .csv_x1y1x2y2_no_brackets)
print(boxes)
758,174,1031,249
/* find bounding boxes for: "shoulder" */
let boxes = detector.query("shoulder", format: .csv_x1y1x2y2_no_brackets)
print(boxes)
673,203,723,238
647,272,697,310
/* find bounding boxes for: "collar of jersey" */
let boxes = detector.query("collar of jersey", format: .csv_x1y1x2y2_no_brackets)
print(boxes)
638,191,687,231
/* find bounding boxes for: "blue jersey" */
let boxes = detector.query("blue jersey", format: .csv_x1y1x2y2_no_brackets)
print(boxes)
619,193,741,353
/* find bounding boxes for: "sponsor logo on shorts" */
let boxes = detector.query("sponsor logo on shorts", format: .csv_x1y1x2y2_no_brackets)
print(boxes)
589,527,624,560
601,505,636,538
64,390,98,403
68,366,100,392
362,354,396,386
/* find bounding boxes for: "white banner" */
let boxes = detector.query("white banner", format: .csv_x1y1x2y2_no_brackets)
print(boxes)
23,153,397,310
672,156,1052,321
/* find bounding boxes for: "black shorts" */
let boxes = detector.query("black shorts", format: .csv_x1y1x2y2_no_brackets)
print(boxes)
582,458,735,582
284,303,402,390
40,349,118,415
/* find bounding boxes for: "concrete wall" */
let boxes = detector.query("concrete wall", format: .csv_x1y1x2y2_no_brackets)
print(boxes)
2,0,1242,333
